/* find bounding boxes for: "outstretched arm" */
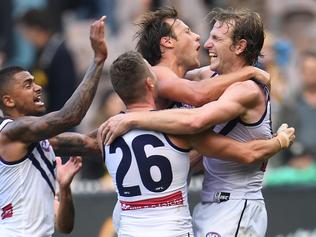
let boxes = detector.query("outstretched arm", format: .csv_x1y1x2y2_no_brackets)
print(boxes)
157,65,270,106
2,16,107,145
185,124,295,164
99,81,259,144
49,131,100,157
54,156,82,233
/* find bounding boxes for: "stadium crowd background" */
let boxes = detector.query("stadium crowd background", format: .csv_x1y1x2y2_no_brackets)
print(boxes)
1,0,316,236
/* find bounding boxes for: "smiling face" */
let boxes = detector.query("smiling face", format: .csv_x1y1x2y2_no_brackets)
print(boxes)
7,71,46,116
165,18,201,70
204,20,240,74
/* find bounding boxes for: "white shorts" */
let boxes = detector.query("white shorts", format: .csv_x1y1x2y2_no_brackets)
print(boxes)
193,199,267,237
113,200,193,237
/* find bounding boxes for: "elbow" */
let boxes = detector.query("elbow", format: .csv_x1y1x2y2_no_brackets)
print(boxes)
57,220,74,234
59,226,74,234
63,113,83,128
190,93,210,107
183,115,206,134
238,150,257,164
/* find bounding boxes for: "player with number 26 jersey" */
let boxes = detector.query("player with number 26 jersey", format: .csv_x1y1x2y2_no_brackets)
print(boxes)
104,129,192,237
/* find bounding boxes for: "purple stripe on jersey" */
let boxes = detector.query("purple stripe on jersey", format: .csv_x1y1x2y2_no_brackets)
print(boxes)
0,143,37,165
239,85,270,127
28,153,55,196
36,144,55,179
162,134,191,153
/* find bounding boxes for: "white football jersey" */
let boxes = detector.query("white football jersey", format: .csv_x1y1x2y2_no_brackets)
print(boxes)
202,84,272,202
0,118,56,237
104,129,192,237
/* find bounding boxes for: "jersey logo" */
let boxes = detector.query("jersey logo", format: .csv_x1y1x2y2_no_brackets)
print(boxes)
1,203,13,220
206,232,221,237
40,140,51,152
214,192,230,203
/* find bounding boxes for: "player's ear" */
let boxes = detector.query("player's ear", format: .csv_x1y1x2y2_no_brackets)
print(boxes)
235,39,247,55
2,95,15,108
160,36,174,49
145,77,155,90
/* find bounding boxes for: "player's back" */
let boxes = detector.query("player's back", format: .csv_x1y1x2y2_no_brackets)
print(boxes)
104,129,192,237
0,118,56,237
202,84,272,202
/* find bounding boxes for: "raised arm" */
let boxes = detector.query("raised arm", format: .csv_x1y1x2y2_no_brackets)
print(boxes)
49,130,100,157
185,124,295,164
156,65,270,107
2,16,107,144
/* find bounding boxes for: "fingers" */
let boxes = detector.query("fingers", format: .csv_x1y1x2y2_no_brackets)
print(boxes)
90,15,106,38
276,124,296,148
55,156,62,167
68,156,82,174
104,129,112,145
277,123,288,133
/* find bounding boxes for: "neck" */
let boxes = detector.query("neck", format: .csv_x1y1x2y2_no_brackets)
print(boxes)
220,59,248,75
158,57,187,77
126,103,155,113
2,110,23,119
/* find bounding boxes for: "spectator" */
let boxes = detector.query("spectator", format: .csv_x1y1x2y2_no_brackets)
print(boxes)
17,9,78,113
277,50,316,167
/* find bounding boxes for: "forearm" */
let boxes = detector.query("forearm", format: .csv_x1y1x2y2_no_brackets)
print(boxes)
50,132,100,156
60,59,104,125
129,108,208,135
55,186,75,233
192,66,255,106
5,60,105,144
245,137,281,163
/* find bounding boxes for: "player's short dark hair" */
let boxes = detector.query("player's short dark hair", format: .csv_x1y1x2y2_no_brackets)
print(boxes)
110,51,152,105
208,8,265,65
0,66,26,108
135,6,178,66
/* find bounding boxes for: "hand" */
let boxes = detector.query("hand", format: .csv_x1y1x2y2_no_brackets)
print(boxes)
98,113,132,146
275,123,295,148
90,16,108,63
56,156,82,189
252,67,271,88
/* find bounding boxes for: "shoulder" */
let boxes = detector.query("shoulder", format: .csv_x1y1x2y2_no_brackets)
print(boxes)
221,80,262,106
225,80,261,96
153,66,177,80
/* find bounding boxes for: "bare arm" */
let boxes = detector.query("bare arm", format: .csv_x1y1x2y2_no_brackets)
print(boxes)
2,17,107,145
49,131,100,157
99,81,259,144
184,65,211,81
157,65,269,107
185,125,295,164
55,156,82,233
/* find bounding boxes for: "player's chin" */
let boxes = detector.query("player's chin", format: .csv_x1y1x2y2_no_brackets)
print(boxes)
33,106,46,116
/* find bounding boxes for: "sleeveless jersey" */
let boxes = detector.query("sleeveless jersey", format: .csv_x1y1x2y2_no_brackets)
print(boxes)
201,83,272,202
104,129,192,237
0,118,56,237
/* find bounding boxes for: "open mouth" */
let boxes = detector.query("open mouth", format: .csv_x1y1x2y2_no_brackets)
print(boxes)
209,52,217,58
34,95,44,106
196,45,200,51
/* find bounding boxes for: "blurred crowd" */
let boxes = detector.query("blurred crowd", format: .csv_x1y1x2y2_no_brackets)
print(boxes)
1,0,316,188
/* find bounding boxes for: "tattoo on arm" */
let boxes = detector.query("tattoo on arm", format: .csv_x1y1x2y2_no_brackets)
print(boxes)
50,132,101,156
4,61,105,144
